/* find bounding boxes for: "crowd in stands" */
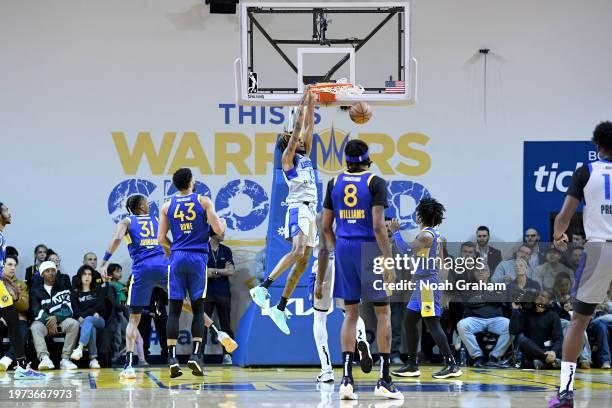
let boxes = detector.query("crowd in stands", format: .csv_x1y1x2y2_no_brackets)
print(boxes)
1,225,610,372
0,237,236,371
386,225,611,371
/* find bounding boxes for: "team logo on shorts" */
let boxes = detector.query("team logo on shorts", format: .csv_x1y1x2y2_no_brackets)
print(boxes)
1,295,8,303
423,305,431,312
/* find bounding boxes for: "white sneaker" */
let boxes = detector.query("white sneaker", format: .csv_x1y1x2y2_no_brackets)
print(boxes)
60,359,78,370
250,286,270,309
120,366,136,379
0,356,13,371
339,377,358,400
70,347,83,361
317,369,334,383
89,359,100,369
222,354,233,365
374,379,404,400
218,331,239,353
38,356,55,370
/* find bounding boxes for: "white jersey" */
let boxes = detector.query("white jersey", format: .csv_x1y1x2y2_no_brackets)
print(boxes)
569,161,612,241
283,153,318,204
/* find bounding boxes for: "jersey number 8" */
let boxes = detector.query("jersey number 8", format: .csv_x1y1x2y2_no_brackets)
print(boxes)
343,184,358,207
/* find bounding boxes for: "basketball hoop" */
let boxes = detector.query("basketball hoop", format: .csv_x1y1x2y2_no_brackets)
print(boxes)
308,78,364,104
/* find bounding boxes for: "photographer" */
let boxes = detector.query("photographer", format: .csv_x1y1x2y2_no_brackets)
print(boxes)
510,290,563,369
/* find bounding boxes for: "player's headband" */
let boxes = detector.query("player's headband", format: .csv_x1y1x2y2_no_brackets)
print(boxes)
345,150,370,163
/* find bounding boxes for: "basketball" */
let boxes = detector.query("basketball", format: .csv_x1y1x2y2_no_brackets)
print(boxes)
349,102,372,124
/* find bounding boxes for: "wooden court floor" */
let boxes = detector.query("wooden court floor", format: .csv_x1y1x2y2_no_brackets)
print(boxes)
0,365,609,407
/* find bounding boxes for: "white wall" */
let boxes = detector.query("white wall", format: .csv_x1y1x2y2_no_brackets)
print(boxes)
1,0,611,278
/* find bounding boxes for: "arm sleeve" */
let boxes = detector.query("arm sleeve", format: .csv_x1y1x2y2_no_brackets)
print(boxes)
566,165,590,201
369,176,389,207
322,179,335,210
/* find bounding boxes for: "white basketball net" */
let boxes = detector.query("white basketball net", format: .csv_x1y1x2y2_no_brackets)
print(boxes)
310,77,365,97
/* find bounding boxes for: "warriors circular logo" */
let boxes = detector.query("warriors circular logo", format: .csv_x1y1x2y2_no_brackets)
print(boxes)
314,126,350,175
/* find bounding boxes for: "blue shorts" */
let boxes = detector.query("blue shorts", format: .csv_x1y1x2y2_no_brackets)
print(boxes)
168,250,208,301
127,255,168,308
332,238,387,303
407,274,442,317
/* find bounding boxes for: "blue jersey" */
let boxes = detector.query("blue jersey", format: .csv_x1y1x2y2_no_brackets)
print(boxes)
125,215,165,265
167,193,209,252
0,231,6,275
413,227,440,277
331,171,376,239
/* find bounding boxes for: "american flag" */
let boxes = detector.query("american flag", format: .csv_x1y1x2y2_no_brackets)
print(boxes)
385,79,405,94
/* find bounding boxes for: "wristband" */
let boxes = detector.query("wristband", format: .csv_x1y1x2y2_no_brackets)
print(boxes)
103,251,112,262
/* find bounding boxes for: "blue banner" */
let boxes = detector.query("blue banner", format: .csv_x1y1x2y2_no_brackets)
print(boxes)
523,141,596,240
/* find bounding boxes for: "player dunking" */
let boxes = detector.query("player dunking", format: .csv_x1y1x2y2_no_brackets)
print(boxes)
390,198,462,379
158,168,227,378
550,121,612,408
250,92,317,334
0,202,45,379
309,213,372,383
321,139,403,400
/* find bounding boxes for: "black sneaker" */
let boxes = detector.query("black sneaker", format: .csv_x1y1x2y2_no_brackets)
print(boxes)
374,378,404,400
168,357,183,378
357,339,373,374
187,354,204,376
549,390,574,408
432,364,462,379
391,364,421,377
486,356,499,367
473,357,485,368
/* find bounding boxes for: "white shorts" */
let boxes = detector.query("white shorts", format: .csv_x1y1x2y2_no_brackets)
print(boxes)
284,202,316,248
573,241,612,305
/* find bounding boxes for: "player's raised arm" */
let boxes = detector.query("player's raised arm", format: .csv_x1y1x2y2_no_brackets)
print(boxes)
99,218,130,277
281,93,308,169
157,201,171,258
198,195,226,236
303,92,315,156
